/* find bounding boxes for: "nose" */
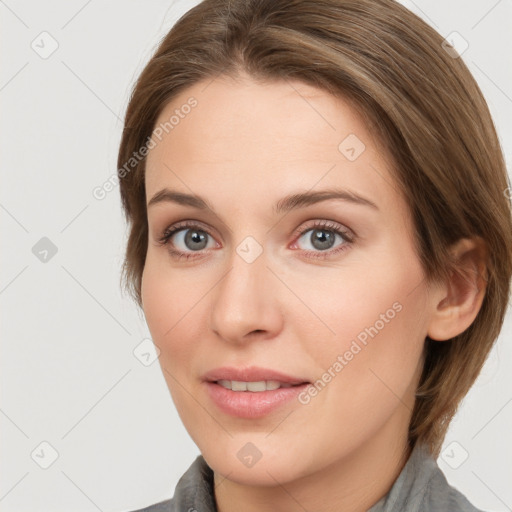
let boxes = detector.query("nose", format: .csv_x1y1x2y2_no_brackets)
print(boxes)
209,246,284,345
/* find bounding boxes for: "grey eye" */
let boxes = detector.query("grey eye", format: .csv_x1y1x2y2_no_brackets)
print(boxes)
174,229,212,251
297,228,343,251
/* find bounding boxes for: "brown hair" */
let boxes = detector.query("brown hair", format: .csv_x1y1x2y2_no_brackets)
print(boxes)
117,0,512,456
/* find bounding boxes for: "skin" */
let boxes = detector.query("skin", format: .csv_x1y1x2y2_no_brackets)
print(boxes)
141,73,487,512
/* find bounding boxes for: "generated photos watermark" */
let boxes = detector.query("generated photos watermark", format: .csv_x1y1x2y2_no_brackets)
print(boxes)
92,96,198,201
298,300,403,405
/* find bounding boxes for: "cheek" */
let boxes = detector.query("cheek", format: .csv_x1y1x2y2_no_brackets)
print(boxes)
290,243,429,417
284,257,427,455
141,252,212,371
142,250,194,336
291,242,426,354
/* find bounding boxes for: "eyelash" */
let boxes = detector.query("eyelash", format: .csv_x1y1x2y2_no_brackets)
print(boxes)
156,219,355,261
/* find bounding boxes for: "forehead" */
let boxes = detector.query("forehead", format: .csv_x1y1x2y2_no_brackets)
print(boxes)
148,74,371,160
144,74,405,219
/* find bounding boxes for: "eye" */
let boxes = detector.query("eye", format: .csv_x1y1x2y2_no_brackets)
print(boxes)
173,228,212,250
157,219,355,261
157,221,218,260
290,220,354,259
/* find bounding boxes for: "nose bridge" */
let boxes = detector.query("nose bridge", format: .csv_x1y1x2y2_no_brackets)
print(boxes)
209,239,282,342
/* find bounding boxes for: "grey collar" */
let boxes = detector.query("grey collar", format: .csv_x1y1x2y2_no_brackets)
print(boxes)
131,441,483,512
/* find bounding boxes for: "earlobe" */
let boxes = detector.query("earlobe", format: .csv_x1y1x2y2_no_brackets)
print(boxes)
427,237,488,341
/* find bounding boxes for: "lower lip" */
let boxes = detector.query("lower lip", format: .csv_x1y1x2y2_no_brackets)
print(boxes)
204,381,309,418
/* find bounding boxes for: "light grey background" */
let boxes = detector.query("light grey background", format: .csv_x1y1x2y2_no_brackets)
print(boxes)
1,1,511,511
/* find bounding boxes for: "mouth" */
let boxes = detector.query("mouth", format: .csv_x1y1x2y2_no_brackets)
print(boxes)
202,365,310,389
201,366,311,417
211,379,307,392
203,379,311,418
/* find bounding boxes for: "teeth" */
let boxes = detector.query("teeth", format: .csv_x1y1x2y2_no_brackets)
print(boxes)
247,381,266,392
216,380,295,392
232,380,247,391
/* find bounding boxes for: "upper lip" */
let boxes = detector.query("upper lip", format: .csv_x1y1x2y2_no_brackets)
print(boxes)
202,366,309,385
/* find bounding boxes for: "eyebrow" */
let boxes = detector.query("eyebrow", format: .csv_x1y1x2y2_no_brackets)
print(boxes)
147,188,379,214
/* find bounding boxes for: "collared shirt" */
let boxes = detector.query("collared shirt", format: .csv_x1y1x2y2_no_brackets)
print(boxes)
129,442,484,512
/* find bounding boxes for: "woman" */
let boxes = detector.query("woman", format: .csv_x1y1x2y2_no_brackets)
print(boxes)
117,0,512,510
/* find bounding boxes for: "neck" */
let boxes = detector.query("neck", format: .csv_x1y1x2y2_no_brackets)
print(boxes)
213,417,413,512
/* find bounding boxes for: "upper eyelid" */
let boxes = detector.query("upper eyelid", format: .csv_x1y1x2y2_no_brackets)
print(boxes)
164,219,218,237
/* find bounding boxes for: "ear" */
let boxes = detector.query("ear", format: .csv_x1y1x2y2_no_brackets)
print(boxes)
427,237,488,341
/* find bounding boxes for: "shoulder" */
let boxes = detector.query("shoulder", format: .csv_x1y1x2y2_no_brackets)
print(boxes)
126,498,173,512
421,463,486,512
370,443,486,512
124,454,216,512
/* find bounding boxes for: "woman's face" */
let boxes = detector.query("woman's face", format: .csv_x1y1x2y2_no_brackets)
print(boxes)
142,74,437,485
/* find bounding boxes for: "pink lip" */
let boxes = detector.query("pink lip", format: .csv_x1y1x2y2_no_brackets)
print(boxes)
201,366,310,418
204,381,310,418
201,366,309,385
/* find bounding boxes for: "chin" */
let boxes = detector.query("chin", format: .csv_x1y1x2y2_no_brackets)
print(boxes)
200,437,317,487
209,456,301,487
